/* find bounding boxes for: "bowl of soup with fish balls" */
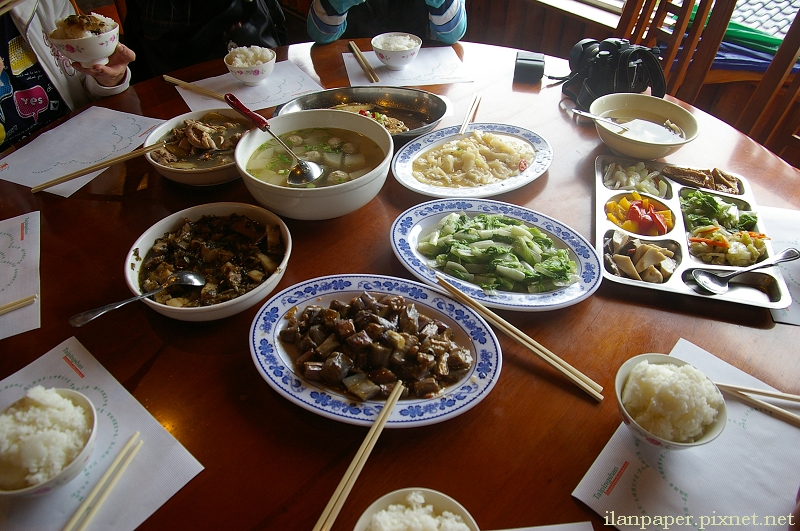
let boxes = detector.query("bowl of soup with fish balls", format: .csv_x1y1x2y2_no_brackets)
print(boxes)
144,109,251,186
234,109,393,220
589,93,699,160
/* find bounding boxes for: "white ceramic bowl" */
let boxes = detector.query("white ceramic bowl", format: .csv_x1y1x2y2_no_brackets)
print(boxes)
0,389,97,498
589,93,699,160
224,46,277,86
144,108,247,186
353,488,479,531
371,32,422,70
234,109,393,220
50,24,119,68
125,202,291,321
615,353,727,451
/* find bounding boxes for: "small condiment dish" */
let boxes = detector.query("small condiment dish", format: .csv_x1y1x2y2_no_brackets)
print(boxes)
371,32,422,70
589,93,699,160
615,353,726,451
353,487,479,531
0,389,97,498
224,46,276,86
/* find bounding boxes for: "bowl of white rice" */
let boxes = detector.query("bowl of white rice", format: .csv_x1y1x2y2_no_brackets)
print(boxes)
0,386,97,497
354,488,479,531
371,32,422,70
224,45,277,86
49,13,120,68
615,353,726,450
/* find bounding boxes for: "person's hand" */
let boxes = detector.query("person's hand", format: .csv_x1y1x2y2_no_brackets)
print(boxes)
72,43,135,87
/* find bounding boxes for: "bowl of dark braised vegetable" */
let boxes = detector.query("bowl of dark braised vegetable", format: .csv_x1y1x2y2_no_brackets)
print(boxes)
144,109,251,186
126,202,291,321
234,108,393,220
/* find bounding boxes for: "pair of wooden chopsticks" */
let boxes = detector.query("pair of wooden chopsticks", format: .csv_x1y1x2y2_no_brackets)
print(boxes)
163,75,225,101
715,382,800,428
63,432,144,531
311,383,404,531
0,294,37,317
349,41,380,83
31,142,166,194
436,275,604,402
458,93,482,135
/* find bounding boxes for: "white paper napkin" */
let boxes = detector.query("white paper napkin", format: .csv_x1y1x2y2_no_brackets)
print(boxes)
761,205,800,325
0,337,204,531
572,338,800,530
0,108,163,197
344,46,473,86
174,60,324,112
0,212,40,340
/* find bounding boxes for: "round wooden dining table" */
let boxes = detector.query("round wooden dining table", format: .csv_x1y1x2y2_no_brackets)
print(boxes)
2,39,799,530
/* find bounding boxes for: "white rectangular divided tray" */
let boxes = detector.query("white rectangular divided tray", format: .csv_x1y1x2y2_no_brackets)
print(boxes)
594,155,791,309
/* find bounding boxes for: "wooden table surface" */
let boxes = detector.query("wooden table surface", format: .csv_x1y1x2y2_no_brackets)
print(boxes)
1,39,799,531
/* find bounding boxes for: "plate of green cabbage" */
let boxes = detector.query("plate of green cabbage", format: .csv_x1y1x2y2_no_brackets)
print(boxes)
390,198,602,311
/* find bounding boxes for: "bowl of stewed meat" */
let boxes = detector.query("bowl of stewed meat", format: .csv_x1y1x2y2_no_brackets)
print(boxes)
126,202,291,321
234,109,393,220
144,109,251,186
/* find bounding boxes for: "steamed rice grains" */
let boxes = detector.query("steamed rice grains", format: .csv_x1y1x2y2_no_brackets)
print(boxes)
0,386,92,490
367,491,471,531
622,360,723,443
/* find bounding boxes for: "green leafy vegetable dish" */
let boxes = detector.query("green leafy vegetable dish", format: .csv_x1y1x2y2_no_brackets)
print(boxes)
416,212,579,294
679,189,767,266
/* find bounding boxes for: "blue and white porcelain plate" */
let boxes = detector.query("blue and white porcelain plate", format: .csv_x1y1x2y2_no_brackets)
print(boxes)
249,274,502,427
391,123,553,198
391,199,603,312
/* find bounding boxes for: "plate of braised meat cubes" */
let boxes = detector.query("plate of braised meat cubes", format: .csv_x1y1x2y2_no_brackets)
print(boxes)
249,274,502,427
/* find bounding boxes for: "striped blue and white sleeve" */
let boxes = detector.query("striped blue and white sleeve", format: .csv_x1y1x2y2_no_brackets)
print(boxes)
425,0,467,44
307,0,366,44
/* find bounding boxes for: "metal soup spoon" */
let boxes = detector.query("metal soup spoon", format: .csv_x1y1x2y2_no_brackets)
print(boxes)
224,94,324,186
69,271,206,327
691,247,800,295
572,109,629,132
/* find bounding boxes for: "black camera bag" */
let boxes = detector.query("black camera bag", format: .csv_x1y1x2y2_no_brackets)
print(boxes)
556,38,667,110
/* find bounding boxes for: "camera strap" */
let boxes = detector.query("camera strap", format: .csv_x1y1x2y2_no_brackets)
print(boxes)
616,47,666,98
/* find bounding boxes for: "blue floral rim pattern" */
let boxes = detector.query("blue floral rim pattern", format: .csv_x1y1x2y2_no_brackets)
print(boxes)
391,123,553,198
249,274,502,427
390,198,603,312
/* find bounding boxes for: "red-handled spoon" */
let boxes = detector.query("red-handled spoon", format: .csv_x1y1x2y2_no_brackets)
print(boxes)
225,93,324,186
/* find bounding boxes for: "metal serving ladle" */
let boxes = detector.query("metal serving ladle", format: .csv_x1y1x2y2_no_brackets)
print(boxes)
69,271,206,327
691,247,800,295
224,94,324,186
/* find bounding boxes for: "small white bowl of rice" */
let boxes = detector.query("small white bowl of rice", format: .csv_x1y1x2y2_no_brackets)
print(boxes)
354,488,479,531
371,32,422,70
225,45,277,86
0,386,97,497
615,353,726,451
49,13,120,68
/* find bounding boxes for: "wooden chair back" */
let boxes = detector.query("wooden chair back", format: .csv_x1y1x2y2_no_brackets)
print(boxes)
615,0,737,103
735,13,800,165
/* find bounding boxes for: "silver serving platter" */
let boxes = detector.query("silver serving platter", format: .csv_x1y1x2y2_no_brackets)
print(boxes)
274,87,450,140
595,155,791,308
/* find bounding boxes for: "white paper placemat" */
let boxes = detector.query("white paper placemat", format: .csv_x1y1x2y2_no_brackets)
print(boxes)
0,337,203,531
572,338,800,530
0,108,163,197
0,212,39,340
344,46,473,86
761,205,800,325
175,60,323,112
